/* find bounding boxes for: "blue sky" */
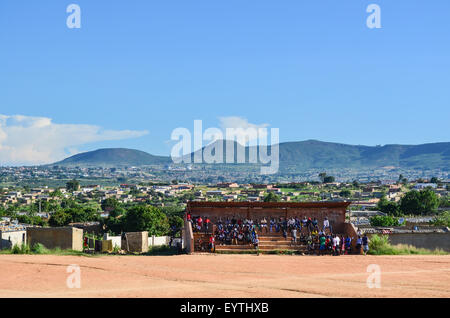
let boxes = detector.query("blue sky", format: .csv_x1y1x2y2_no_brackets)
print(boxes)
0,0,449,165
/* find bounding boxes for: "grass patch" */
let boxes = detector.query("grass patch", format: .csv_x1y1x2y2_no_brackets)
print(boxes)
369,234,447,255
0,243,91,256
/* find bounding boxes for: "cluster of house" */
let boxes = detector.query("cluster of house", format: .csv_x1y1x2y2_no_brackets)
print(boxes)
2,180,448,210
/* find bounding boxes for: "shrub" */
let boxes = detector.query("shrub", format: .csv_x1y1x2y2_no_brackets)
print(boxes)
11,243,31,254
31,243,49,254
370,215,401,227
430,211,450,227
11,244,21,254
369,235,397,255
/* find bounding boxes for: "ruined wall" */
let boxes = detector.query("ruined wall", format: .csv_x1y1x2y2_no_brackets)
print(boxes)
122,231,149,253
0,230,26,249
27,227,83,251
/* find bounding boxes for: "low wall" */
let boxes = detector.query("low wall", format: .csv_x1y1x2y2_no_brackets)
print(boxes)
148,236,170,247
0,230,26,250
103,234,122,249
27,227,83,251
388,232,450,252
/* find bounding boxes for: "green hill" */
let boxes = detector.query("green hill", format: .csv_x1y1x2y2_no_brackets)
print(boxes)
50,140,450,170
52,148,171,167
188,139,450,170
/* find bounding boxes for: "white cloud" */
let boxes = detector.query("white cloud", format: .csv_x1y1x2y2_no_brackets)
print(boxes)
218,116,269,145
0,114,148,165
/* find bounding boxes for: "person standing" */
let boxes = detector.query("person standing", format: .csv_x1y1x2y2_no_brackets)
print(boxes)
291,228,297,245
362,234,370,255
254,235,260,255
323,217,332,233
209,234,215,252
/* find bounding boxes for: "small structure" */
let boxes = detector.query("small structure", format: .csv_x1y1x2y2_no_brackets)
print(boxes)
27,227,83,251
122,231,149,253
0,230,26,249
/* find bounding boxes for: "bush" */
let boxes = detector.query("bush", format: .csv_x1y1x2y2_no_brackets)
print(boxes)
370,215,401,227
368,235,397,255
31,243,49,254
11,244,31,254
430,211,450,227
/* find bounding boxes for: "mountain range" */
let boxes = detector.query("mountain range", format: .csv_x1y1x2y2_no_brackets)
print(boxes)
51,140,450,171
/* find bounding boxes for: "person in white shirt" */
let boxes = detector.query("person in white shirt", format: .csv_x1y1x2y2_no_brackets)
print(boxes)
332,235,340,256
323,217,332,233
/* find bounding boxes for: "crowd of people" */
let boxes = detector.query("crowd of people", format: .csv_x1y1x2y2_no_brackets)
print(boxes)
186,212,370,255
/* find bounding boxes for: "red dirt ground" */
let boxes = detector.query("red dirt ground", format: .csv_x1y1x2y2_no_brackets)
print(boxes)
0,254,449,297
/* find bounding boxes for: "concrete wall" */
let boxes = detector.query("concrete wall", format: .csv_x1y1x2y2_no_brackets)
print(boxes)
103,234,122,249
0,230,26,250
148,236,170,247
388,233,450,252
122,231,149,253
27,227,83,251
183,221,194,254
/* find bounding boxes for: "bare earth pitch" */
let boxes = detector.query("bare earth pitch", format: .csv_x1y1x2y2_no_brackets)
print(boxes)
0,254,449,298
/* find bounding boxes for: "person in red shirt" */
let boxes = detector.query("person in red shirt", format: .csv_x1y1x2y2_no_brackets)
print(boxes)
209,235,215,252
205,217,211,233
197,216,203,232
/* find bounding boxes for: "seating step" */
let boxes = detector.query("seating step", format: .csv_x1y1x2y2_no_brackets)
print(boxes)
215,244,254,250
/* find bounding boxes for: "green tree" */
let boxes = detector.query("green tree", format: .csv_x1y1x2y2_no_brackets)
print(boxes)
101,198,120,212
377,195,401,216
168,215,184,237
370,215,401,227
318,172,327,183
430,177,439,184
123,205,170,236
66,179,80,192
109,206,126,218
323,176,335,183
104,216,124,235
399,189,440,215
50,189,63,198
49,210,71,227
264,192,281,202
339,189,351,198
430,211,450,227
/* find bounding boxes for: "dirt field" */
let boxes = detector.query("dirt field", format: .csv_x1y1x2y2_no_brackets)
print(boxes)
0,254,449,297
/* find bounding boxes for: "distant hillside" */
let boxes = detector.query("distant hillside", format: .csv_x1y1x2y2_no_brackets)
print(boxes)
187,139,450,170
52,148,171,167
277,140,450,170
50,140,450,170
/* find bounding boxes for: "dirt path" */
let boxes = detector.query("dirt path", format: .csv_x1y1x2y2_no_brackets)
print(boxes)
0,254,449,297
